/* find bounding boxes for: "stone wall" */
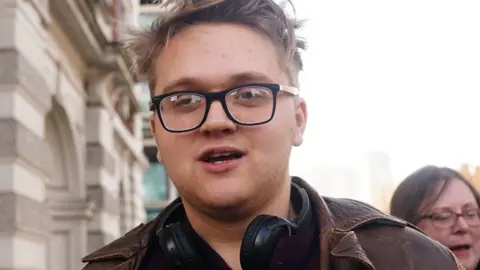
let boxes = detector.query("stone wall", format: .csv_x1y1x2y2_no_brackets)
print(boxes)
0,0,148,269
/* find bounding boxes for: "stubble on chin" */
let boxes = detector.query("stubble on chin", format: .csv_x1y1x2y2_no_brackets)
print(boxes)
182,157,285,220
183,177,260,221
196,185,253,220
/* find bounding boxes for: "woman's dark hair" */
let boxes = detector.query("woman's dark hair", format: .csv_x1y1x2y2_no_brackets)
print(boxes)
390,165,480,225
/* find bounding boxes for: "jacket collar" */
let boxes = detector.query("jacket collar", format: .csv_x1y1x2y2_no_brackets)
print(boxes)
83,176,409,269
292,176,408,269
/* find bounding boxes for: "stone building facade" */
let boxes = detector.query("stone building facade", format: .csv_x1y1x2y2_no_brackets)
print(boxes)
0,0,148,269
136,0,178,221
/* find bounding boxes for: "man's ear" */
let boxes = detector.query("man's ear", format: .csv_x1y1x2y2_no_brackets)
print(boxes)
293,97,307,147
150,114,162,162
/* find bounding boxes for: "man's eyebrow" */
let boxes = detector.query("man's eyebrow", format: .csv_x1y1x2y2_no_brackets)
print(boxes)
160,77,200,94
158,72,275,94
228,72,274,84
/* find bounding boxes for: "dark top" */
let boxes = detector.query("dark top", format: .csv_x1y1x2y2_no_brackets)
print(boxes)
141,226,319,270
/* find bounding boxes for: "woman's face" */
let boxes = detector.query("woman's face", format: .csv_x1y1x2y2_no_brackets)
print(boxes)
417,179,480,270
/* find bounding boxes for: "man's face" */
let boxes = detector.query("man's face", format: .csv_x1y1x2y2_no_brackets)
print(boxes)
151,23,307,214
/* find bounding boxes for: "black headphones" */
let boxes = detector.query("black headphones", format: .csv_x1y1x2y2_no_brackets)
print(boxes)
156,182,312,270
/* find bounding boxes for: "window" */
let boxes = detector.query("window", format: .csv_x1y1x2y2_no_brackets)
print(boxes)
146,207,164,221
143,162,169,202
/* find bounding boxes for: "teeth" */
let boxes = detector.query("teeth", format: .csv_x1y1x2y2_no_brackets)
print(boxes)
213,160,226,164
210,152,234,158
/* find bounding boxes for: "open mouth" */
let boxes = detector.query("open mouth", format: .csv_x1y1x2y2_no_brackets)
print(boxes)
449,244,471,253
200,150,245,164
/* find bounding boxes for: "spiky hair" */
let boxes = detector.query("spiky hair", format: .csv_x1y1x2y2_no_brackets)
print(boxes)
124,0,307,92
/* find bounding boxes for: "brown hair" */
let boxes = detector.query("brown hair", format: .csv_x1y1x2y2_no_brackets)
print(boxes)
124,0,306,94
390,165,480,225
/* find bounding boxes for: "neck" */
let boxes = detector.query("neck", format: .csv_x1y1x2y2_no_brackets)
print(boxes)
182,179,293,270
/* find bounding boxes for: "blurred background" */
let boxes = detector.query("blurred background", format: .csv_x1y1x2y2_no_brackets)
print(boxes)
0,0,479,269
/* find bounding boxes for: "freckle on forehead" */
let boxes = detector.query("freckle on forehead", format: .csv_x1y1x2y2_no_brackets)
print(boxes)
156,23,289,89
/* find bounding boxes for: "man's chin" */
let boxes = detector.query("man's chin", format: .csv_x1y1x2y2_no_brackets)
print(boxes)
194,190,254,220
201,193,250,210
197,172,249,192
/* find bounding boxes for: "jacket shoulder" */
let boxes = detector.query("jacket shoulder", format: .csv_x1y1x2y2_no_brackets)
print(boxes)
356,224,463,269
82,198,184,269
323,197,462,269
81,220,156,270
323,196,408,229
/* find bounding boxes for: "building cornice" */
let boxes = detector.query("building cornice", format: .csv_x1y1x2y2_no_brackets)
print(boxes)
106,44,140,110
50,0,104,61
51,0,140,112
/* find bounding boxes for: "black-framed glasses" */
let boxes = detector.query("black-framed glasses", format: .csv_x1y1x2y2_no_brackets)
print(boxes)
150,83,299,133
420,208,480,229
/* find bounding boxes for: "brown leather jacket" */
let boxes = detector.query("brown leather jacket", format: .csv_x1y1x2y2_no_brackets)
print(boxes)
82,177,464,270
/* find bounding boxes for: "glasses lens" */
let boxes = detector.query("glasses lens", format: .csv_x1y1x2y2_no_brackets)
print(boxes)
226,85,274,124
464,209,480,227
430,212,455,228
159,93,206,131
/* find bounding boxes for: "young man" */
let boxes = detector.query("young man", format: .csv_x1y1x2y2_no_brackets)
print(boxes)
82,0,464,269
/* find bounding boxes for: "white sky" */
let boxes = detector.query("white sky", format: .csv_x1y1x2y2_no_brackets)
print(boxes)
289,0,480,192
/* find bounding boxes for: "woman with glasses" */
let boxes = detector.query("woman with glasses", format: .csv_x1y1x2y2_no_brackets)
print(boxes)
390,165,480,270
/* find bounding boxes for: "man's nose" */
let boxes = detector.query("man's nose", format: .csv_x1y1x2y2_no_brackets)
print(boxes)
199,101,236,135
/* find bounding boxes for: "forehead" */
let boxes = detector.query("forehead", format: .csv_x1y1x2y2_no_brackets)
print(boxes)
432,179,478,209
153,23,287,95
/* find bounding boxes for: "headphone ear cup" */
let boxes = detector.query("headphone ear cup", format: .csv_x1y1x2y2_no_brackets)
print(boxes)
158,223,204,270
241,215,270,261
240,215,292,270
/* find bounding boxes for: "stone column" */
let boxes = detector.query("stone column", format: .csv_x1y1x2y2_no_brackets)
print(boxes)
44,72,93,270
85,71,121,253
131,161,147,226
0,1,54,269
119,153,133,234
